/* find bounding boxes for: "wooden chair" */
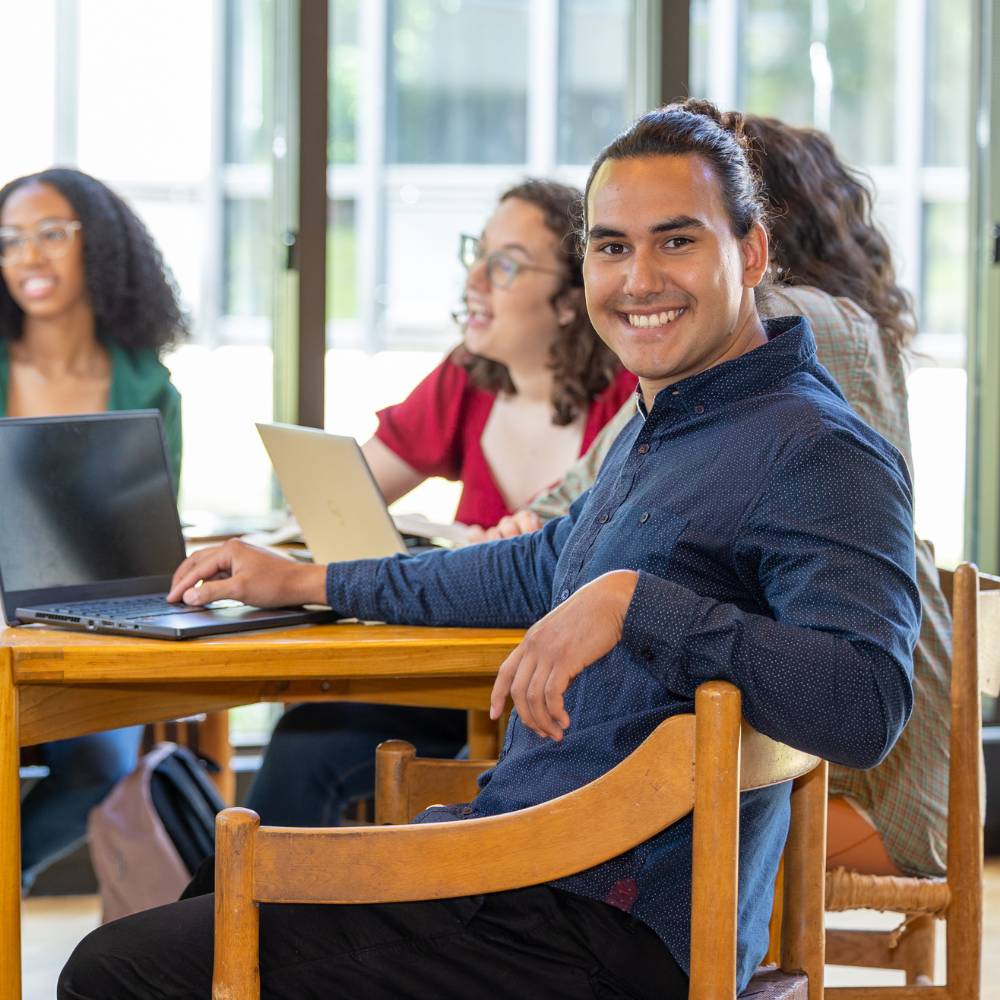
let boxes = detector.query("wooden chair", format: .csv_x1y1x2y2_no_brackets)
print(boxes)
212,681,828,999
824,562,1000,997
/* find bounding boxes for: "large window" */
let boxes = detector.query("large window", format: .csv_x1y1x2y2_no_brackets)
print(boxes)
322,0,646,521
691,0,973,565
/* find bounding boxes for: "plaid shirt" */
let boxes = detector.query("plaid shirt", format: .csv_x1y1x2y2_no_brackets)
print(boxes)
530,285,950,877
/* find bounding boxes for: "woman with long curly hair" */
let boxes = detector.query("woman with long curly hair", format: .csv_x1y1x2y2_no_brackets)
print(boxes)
0,166,186,888
362,177,635,530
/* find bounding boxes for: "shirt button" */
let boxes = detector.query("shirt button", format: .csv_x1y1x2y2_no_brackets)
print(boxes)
561,589,569,600
641,646,655,661
637,443,650,455
639,512,650,524
460,806,473,816
694,404,704,414
598,513,610,524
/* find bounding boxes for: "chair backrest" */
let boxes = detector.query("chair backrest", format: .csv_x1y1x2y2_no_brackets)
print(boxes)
940,563,1000,992
213,682,825,1000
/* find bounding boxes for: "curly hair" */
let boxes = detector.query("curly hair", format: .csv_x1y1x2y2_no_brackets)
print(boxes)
741,116,916,350
0,167,188,354
458,178,622,426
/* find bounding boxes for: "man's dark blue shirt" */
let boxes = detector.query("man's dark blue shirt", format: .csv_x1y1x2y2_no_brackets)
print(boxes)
325,316,920,991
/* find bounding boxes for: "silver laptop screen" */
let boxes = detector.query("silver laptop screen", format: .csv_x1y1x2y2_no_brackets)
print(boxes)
0,412,185,592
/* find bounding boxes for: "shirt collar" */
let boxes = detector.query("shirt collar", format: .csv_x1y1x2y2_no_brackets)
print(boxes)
637,315,817,420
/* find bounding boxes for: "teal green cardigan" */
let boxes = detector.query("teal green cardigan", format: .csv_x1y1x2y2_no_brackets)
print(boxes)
0,339,183,488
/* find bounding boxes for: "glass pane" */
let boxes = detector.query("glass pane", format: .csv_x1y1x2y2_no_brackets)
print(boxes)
224,198,273,320
225,0,275,166
168,342,275,516
688,0,711,100
826,0,896,166
330,0,361,164
0,1,57,180
924,0,972,167
76,0,213,184
328,198,358,322
557,0,633,164
921,200,967,337
740,0,896,166
382,183,497,349
740,1,813,125
387,0,529,164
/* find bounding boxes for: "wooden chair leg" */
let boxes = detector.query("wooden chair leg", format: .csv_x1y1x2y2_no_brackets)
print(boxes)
898,914,935,985
782,761,827,1000
201,710,235,805
690,683,741,999
213,808,260,1000
766,857,784,965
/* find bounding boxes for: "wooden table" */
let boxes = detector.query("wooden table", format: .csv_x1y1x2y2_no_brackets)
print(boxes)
0,620,522,999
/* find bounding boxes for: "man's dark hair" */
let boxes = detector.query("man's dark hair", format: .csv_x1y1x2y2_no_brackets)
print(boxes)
742,116,916,350
0,167,188,354
582,98,767,240
460,177,621,426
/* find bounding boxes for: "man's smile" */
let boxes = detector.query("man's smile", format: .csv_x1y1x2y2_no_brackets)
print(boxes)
623,307,687,328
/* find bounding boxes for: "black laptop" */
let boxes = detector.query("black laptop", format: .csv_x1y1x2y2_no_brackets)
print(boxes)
0,410,335,639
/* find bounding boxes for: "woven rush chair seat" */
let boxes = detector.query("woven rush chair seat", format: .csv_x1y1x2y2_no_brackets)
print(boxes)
825,866,950,917
741,968,808,998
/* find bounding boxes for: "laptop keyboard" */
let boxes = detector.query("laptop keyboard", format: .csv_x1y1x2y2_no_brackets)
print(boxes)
45,596,202,620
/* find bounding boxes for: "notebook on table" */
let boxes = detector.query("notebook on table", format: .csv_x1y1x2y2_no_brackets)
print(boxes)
0,410,335,640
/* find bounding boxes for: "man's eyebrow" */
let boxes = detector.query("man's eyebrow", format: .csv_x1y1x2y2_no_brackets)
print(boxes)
587,216,706,241
587,225,627,240
650,215,705,234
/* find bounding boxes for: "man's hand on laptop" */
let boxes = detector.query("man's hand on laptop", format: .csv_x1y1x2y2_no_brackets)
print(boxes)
489,569,639,741
168,540,328,609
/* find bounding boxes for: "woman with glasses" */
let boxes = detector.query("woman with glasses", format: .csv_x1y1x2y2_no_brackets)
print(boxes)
240,179,636,832
361,178,636,532
0,166,186,890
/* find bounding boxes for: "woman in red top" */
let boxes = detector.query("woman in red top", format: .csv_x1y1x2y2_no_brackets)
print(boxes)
364,178,636,529
242,181,636,830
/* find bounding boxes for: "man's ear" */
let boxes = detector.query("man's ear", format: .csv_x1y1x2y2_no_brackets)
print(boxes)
741,222,769,289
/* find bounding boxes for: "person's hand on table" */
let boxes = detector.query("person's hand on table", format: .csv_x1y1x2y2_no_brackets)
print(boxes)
465,509,544,543
489,569,638,741
167,539,328,608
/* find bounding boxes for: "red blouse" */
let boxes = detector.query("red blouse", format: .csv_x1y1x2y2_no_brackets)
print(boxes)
374,358,638,528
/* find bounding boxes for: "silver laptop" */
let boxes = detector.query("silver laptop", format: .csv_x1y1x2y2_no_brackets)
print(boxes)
0,411,335,640
256,422,409,563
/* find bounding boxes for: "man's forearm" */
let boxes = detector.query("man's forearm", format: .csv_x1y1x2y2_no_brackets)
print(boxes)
325,517,569,627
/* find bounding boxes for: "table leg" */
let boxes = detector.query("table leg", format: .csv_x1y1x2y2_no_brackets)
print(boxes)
200,710,235,805
0,648,22,1000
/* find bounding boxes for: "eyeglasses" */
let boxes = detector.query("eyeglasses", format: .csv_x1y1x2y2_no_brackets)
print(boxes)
458,233,564,289
0,220,83,267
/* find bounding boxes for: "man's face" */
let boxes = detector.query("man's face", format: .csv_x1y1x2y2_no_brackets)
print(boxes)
583,154,767,404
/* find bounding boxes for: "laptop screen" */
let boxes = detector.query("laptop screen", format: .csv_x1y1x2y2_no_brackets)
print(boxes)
0,411,185,594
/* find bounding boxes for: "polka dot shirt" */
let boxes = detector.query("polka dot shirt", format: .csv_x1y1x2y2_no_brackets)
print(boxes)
326,315,920,992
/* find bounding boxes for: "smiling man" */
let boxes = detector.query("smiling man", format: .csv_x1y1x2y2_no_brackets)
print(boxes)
61,101,920,1000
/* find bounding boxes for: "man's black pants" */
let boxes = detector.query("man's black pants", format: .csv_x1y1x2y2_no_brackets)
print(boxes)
58,881,688,999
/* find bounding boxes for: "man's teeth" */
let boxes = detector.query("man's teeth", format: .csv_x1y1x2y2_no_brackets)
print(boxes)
627,308,685,328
